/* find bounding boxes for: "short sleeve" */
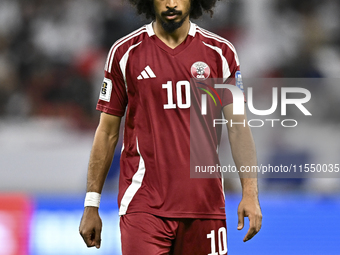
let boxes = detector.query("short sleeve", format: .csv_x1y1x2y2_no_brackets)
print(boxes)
96,51,128,117
220,46,245,107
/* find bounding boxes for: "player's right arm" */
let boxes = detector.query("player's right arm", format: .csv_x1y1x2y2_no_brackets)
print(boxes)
79,112,122,249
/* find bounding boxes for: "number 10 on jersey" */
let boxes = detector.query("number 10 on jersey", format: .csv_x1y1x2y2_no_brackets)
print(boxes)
207,227,227,255
162,81,191,109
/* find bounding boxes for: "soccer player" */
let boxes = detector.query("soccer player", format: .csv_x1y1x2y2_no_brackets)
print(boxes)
79,0,262,254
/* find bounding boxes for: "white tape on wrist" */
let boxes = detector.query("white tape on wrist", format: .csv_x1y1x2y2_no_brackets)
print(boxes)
84,192,101,208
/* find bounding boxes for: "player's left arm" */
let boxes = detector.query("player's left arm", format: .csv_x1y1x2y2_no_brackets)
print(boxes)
223,103,262,242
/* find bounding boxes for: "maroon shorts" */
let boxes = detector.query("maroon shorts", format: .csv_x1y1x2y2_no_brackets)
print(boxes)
120,213,228,255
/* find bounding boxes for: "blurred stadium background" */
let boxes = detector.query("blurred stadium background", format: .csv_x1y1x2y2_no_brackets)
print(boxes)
0,0,339,254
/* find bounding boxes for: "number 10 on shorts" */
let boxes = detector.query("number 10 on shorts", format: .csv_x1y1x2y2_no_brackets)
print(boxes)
207,227,227,255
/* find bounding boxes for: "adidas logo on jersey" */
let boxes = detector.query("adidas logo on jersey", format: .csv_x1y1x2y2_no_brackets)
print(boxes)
137,66,156,80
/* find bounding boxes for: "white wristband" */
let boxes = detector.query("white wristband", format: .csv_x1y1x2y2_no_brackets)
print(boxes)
84,192,101,208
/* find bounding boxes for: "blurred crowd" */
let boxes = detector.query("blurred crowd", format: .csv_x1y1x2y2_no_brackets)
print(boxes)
0,0,146,128
0,0,340,127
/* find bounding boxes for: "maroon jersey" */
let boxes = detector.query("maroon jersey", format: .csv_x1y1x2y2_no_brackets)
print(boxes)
97,22,241,219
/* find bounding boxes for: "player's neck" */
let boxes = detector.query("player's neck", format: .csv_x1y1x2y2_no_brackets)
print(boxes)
153,18,190,49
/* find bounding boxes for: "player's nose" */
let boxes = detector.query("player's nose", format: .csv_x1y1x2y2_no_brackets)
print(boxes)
166,0,178,9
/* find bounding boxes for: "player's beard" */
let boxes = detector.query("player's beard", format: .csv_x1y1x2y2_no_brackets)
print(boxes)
157,8,190,34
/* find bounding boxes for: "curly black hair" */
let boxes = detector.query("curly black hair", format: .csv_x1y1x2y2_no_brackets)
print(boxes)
128,0,219,19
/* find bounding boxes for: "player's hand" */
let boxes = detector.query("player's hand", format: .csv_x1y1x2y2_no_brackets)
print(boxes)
237,196,262,242
79,206,102,249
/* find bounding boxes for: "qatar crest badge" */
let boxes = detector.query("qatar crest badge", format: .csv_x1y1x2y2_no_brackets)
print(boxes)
191,61,210,80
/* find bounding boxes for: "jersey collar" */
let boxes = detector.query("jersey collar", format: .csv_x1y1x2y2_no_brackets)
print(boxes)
146,21,197,37
188,22,197,36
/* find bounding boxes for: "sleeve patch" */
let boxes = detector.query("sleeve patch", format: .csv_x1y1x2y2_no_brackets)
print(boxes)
235,71,244,93
99,78,112,102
